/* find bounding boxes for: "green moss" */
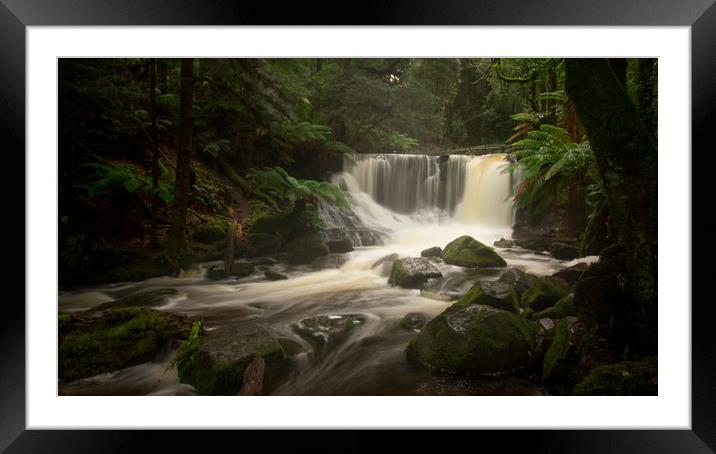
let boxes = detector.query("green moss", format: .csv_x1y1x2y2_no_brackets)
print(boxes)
177,324,287,395
455,281,519,312
58,313,71,329
286,233,329,265
442,235,507,268
193,219,228,244
206,262,255,280
406,304,539,375
533,294,576,320
59,307,191,382
521,276,571,311
573,357,657,395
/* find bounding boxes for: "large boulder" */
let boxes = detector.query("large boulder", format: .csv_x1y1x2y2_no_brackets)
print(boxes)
420,246,443,258
406,304,540,375
498,268,538,298
553,262,590,286
550,242,579,260
286,233,330,265
264,270,288,281
573,356,657,395
533,294,576,320
177,323,287,395
193,220,227,244
292,314,365,355
327,238,354,253
455,281,518,312
513,238,555,252
542,316,588,387
388,257,442,289
206,261,255,280
442,235,507,268
59,307,192,382
521,276,571,312
400,313,427,331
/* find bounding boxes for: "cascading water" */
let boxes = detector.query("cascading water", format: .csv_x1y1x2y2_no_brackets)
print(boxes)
336,152,515,233
455,154,514,226
59,151,594,397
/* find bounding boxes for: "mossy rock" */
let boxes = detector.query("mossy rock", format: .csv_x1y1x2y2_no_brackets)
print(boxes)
521,276,571,312
327,238,354,253
441,235,507,268
550,242,579,260
292,314,365,356
498,268,538,298
573,356,657,395
388,257,442,289
552,262,589,286
177,323,287,395
400,312,427,330
406,304,540,375
533,294,576,320
193,220,228,244
493,238,514,248
206,262,255,280
455,281,519,312
542,316,587,386
94,288,178,311
265,270,288,281
246,232,283,257
59,307,192,382
420,246,443,258
286,233,330,265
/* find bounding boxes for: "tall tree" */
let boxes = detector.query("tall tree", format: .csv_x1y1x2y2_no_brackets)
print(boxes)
169,58,195,260
565,58,657,350
148,59,159,247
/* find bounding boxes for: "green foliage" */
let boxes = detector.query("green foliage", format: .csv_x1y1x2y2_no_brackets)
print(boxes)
78,161,174,203
246,167,348,209
171,320,203,378
505,123,596,219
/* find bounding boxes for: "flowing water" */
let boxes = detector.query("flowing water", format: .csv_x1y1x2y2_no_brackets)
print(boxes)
59,153,594,396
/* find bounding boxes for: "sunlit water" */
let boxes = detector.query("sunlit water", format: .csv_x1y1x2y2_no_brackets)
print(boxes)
59,154,596,396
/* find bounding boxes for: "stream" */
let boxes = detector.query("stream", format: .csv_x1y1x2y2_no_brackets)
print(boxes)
59,154,595,396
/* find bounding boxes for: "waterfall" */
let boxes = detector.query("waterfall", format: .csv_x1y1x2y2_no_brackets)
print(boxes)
455,154,514,227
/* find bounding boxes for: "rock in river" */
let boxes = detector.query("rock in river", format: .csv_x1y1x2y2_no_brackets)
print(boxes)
59,307,192,382
292,314,365,354
400,312,427,330
177,323,287,395
520,276,571,312
442,235,507,268
388,257,443,289
407,304,540,375
420,246,443,258
456,281,518,312
498,268,538,299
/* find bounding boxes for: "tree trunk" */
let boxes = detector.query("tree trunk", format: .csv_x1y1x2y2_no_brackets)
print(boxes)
608,58,627,89
565,59,657,350
149,59,159,247
635,58,657,140
169,58,194,260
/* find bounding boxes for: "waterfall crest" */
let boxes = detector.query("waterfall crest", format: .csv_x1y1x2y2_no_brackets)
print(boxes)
335,153,514,229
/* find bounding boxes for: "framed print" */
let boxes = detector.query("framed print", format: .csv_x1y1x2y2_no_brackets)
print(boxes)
3,0,713,451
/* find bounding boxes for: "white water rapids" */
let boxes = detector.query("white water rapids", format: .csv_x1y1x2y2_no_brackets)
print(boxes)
59,153,594,396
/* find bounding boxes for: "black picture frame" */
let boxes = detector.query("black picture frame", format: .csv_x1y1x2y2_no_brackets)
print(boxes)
2,0,711,452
